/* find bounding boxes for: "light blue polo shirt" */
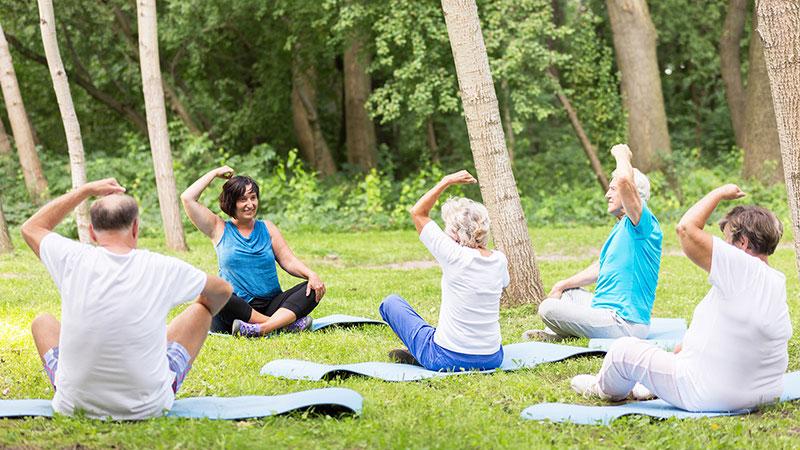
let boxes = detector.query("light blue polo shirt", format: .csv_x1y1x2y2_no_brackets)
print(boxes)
591,202,663,325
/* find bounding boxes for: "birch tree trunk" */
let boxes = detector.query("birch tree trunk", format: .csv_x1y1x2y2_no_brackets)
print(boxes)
38,0,90,242
742,14,783,185
344,37,378,171
0,24,49,204
606,0,672,173
441,0,544,306
756,0,800,274
720,0,747,149
136,0,187,251
0,195,11,254
0,115,11,156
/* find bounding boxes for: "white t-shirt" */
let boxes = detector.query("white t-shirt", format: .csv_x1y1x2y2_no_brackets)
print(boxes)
39,233,207,420
420,221,509,355
677,237,791,411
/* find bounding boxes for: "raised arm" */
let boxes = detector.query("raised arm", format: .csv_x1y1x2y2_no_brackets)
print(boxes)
610,144,643,225
676,184,745,272
180,166,232,242
548,260,600,298
21,178,125,257
266,220,326,301
195,274,233,316
410,170,477,234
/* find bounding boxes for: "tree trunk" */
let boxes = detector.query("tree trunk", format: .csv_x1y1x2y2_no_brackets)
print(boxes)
742,14,783,185
291,50,336,176
136,0,187,251
343,37,378,171
426,117,440,162
0,195,11,254
720,0,747,149
756,0,800,274
605,0,672,173
500,79,515,162
441,0,545,306
0,24,48,204
0,115,11,156
38,0,91,242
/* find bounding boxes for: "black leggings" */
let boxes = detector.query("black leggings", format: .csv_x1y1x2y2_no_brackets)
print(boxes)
210,282,318,333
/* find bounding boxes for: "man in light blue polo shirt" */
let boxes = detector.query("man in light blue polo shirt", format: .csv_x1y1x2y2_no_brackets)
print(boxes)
523,144,663,340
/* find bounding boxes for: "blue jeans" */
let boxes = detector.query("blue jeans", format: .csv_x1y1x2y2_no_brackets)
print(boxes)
379,294,504,371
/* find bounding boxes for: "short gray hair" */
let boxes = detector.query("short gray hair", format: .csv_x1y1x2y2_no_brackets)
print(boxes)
441,197,491,248
612,168,651,202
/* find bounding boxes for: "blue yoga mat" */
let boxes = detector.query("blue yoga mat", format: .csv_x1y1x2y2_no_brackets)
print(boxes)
260,342,606,382
209,314,386,336
0,387,362,419
520,371,800,425
587,318,687,351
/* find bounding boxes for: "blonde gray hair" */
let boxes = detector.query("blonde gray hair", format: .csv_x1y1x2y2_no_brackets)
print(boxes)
611,167,651,202
441,197,491,248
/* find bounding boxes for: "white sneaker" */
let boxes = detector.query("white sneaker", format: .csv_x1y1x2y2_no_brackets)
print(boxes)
570,374,613,400
631,383,655,400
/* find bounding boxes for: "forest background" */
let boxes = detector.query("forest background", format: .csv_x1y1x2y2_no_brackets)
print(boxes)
0,0,788,236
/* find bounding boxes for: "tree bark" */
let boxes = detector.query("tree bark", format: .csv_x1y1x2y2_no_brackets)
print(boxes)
720,0,747,149
38,0,91,242
500,79,515,162
136,0,187,251
441,0,545,306
426,117,440,162
4,32,150,136
291,50,337,176
742,14,783,185
0,195,12,254
0,115,11,156
605,0,672,173
343,36,378,171
756,0,800,275
0,24,49,204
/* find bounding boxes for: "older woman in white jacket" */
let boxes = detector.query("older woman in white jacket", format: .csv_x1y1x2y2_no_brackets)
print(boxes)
379,170,509,371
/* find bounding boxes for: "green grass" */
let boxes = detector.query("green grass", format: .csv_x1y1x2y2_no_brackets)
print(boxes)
1,224,800,449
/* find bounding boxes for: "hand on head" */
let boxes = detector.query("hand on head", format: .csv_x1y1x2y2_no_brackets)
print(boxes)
610,144,632,161
84,178,126,197
717,184,746,201
442,170,478,186
215,165,234,179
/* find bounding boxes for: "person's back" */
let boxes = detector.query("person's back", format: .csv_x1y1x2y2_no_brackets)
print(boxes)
677,237,791,410
42,234,206,419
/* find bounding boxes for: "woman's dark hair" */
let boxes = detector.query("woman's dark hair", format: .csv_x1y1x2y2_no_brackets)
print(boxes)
718,205,783,256
218,175,260,218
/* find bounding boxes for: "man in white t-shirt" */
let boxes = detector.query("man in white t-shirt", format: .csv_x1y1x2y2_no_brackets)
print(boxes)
571,184,791,412
21,178,232,420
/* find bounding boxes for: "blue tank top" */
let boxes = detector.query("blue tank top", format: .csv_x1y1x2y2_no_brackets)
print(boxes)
215,220,281,302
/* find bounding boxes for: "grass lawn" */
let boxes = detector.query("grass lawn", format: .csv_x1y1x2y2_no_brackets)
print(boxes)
1,224,799,449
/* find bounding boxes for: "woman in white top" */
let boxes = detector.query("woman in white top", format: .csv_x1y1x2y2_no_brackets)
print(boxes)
379,170,509,371
572,184,791,412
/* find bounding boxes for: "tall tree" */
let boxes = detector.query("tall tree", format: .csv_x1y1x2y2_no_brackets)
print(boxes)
756,0,800,273
719,0,747,149
0,23,49,204
440,0,545,306
606,0,672,173
136,0,188,251
38,0,91,242
0,194,11,254
0,114,11,156
344,36,379,171
742,14,783,184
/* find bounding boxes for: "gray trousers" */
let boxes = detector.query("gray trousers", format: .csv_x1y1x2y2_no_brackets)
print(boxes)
538,288,649,339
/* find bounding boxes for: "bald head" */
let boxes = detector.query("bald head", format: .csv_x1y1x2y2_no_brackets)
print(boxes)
90,194,139,231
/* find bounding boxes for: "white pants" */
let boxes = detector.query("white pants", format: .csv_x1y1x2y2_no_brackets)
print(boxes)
538,288,649,339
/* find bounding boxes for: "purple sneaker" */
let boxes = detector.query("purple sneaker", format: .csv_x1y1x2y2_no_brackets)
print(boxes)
282,316,313,333
232,319,263,337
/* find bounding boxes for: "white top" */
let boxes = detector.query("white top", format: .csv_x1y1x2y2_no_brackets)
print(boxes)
40,233,207,420
677,237,791,411
419,221,509,355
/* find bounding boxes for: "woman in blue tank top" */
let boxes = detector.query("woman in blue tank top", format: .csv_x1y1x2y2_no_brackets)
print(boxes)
181,166,325,337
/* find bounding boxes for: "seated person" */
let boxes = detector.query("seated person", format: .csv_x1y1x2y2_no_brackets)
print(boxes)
181,166,326,337
22,179,232,420
571,184,791,412
379,170,508,371
523,144,662,341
